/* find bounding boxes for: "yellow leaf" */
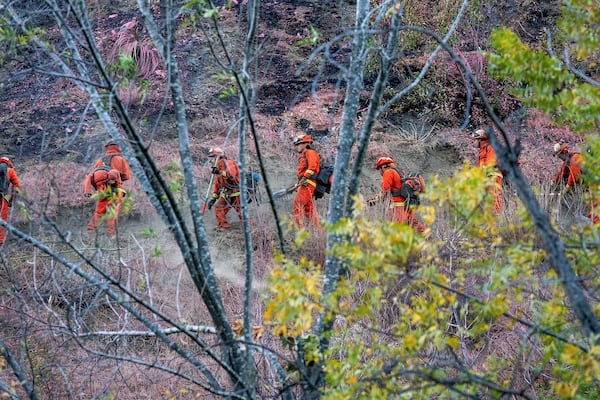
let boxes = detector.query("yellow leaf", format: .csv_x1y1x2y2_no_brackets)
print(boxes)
446,336,459,349
404,333,417,350
411,313,422,325
561,344,581,364
554,382,578,398
274,324,287,337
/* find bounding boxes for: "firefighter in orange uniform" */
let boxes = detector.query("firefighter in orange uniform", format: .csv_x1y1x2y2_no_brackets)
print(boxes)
84,140,131,237
552,139,583,194
292,134,321,229
472,129,503,214
368,156,425,233
207,147,242,229
552,139,598,224
0,157,20,245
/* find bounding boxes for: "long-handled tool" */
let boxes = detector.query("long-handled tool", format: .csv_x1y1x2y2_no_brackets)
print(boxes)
273,183,299,200
201,159,219,216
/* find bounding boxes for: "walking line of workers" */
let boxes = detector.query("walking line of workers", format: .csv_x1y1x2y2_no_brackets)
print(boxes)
0,131,597,244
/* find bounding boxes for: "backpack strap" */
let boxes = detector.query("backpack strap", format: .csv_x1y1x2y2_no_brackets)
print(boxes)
102,154,116,168
388,167,403,196
0,163,8,195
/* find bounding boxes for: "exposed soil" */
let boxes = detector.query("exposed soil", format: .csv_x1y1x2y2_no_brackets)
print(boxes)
2,2,589,398
0,0,471,286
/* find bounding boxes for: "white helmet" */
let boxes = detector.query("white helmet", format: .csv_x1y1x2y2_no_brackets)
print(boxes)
208,147,225,157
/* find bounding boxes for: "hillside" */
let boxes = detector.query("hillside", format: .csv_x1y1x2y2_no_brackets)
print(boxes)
0,0,574,243
0,1,595,399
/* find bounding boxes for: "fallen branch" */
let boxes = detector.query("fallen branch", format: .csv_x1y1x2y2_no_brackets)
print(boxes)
75,324,217,338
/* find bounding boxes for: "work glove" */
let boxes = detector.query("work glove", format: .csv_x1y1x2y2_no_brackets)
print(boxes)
367,198,377,207
299,176,308,187
211,166,220,175
208,198,216,210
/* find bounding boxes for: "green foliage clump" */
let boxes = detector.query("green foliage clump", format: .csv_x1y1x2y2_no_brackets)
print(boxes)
487,0,600,133
163,158,187,204
265,161,600,398
557,0,600,60
264,251,323,338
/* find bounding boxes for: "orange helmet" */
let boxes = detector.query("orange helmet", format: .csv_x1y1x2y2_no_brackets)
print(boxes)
0,157,13,168
208,147,225,157
293,134,313,146
471,129,488,140
105,140,120,149
553,139,569,154
375,156,394,169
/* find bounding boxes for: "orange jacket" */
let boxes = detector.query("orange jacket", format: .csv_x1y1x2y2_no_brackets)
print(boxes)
213,158,240,196
6,168,19,193
93,149,131,182
381,167,403,202
0,167,20,201
477,140,497,169
297,148,320,182
553,152,583,187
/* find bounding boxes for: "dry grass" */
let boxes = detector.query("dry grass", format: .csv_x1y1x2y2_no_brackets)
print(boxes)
397,119,437,142
1,0,591,397
1,128,574,399
6,104,579,399
16,161,89,223
102,18,163,80
0,224,241,398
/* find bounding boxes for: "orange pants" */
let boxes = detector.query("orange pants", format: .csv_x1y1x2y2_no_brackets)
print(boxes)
489,175,503,214
214,195,241,228
389,204,425,233
0,197,11,244
293,184,321,228
87,193,124,237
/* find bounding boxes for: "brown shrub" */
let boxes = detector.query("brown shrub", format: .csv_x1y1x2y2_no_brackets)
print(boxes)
17,161,89,223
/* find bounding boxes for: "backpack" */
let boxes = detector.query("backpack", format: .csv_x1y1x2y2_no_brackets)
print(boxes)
0,163,8,195
100,154,130,181
393,171,425,206
90,165,113,190
90,155,124,190
313,165,333,199
403,172,425,194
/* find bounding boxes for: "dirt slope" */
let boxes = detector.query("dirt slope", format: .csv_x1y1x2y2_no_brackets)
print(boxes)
0,0,495,286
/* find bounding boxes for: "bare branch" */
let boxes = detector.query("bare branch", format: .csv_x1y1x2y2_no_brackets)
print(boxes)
75,324,217,337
